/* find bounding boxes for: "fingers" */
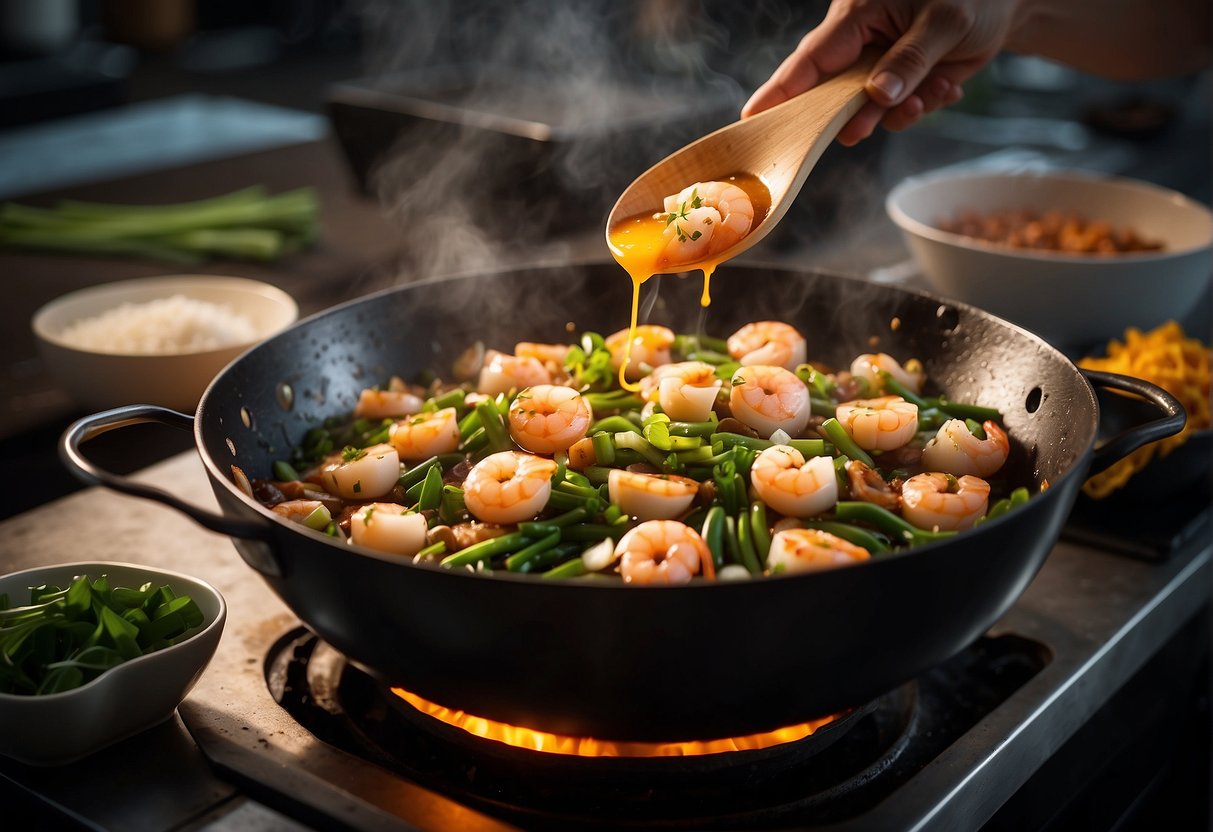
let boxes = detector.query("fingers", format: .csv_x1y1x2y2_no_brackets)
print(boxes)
742,10,866,117
864,3,975,108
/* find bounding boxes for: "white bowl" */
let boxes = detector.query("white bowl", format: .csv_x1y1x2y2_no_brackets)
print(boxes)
32,275,298,412
886,168,1213,348
0,561,226,766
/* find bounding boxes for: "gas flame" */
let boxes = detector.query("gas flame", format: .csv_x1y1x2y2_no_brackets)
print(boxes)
392,687,841,757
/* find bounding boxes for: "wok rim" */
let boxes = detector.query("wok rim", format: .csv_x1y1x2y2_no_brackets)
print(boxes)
195,259,1098,588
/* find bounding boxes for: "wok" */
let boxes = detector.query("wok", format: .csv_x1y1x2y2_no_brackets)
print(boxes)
61,263,1183,742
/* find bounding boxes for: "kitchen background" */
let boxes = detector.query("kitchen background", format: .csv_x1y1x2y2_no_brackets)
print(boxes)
0,0,1209,828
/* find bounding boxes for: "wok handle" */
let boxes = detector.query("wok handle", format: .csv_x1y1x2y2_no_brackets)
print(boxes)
60,405,272,542
1081,370,1186,477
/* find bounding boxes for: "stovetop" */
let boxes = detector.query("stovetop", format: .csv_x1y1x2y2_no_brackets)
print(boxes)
1,453,1209,831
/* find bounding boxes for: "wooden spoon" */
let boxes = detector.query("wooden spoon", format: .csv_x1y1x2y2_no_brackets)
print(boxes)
606,50,879,270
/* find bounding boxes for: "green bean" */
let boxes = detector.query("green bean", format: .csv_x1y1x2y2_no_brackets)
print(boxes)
714,461,738,515
582,465,614,485
614,431,667,469
711,433,828,457
589,415,641,435
505,531,562,572
735,511,763,576
701,506,726,569
819,419,875,468
935,398,1003,424
439,485,466,523
749,502,772,564
541,557,588,580
591,432,616,465
546,490,593,511
674,446,716,464
458,410,481,440
723,515,742,567
810,396,837,417
272,460,300,482
687,349,733,365
415,540,447,560
667,419,719,437
964,419,986,440
461,427,488,453
398,456,440,490
1009,486,1030,507
437,453,466,469
417,465,444,511
878,371,929,408
561,524,624,542
556,480,600,501
440,532,528,568
475,399,510,452
430,388,467,412
525,542,583,574
518,507,589,536
584,391,644,412
800,519,890,554
834,501,956,547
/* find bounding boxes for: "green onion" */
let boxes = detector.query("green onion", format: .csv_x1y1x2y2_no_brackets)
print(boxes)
819,419,875,468
272,460,300,482
800,519,891,554
541,558,589,580
834,501,956,547
399,456,440,490
505,531,562,572
417,465,444,511
589,415,641,435
440,532,528,568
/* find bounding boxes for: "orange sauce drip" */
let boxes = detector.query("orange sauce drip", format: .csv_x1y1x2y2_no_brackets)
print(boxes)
607,173,771,388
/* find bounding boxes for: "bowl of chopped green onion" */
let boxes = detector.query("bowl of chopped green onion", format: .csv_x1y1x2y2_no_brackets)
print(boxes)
0,561,225,766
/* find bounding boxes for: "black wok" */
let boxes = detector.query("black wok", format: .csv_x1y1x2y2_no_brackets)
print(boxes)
61,264,1183,742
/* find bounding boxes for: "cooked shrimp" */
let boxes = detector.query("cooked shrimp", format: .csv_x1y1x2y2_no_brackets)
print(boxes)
514,342,571,368
350,503,428,556
608,469,698,521
901,472,990,531
271,499,331,531
478,349,551,397
615,520,709,585
729,365,810,438
319,443,400,500
767,528,870,574
845,460,902,510
851,353,925,395
750,445,838,518
639,361,722,422
389,407,461,460
354,388,424,420
463,451,559,525
508,385,593,454
606,325,674,381
921,419,1010,477
835,395,919,451
727,321,807,372
661,181,755,263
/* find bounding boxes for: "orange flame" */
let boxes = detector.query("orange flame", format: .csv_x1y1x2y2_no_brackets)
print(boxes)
392,687,841,757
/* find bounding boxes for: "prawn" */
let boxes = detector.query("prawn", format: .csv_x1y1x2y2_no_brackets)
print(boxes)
608,469,699,521
271,499,331,531
767,528,870,574
463,450,559,525
729,364,810,438
349,503,428,557
319,443,400,500
354,387,424,420
615,520,710,585
478,349,551,397
606,325,674,381
660,181,755,264
508,385,593,454
845,459,902,510
921,419,1010,477
851,353,925,396
639,361,722,422
727,321,807,372
514,341,571,371
901,472,990,531
835,395,919,451
389,407,461,460
750,445,838,518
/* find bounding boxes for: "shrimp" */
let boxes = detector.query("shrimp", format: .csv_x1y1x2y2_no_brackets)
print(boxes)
729,365,810,438
271,499,331,531
606,325,674,381
349,503,428,557
850,353,925,396
508,385,593,454
921,419,1010,477
835,395,919,451
845,459,902,510
463,450,559,525
478,349,551,397
354,388,424,420
389,407,461,460
727,321,807,372
608,469,699,521
661,181,755,263
514,342,571,368
319,443,400,500
639,361,722,422
615,520,709,585
901,472,990,531
767,528,870,574
750,445,838,518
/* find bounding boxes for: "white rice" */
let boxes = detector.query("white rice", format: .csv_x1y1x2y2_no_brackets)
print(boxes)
59,294,258,354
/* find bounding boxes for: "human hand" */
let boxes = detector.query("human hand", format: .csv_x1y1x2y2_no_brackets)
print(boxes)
742,0,1019,145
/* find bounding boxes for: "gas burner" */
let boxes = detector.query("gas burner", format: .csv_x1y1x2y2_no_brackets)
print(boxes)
264,629,1047,829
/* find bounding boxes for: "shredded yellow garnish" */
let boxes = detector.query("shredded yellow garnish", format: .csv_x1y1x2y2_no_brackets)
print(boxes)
1078,321,1211,499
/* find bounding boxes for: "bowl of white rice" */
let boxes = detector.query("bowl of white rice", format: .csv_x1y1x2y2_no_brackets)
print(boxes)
33,275,298,412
